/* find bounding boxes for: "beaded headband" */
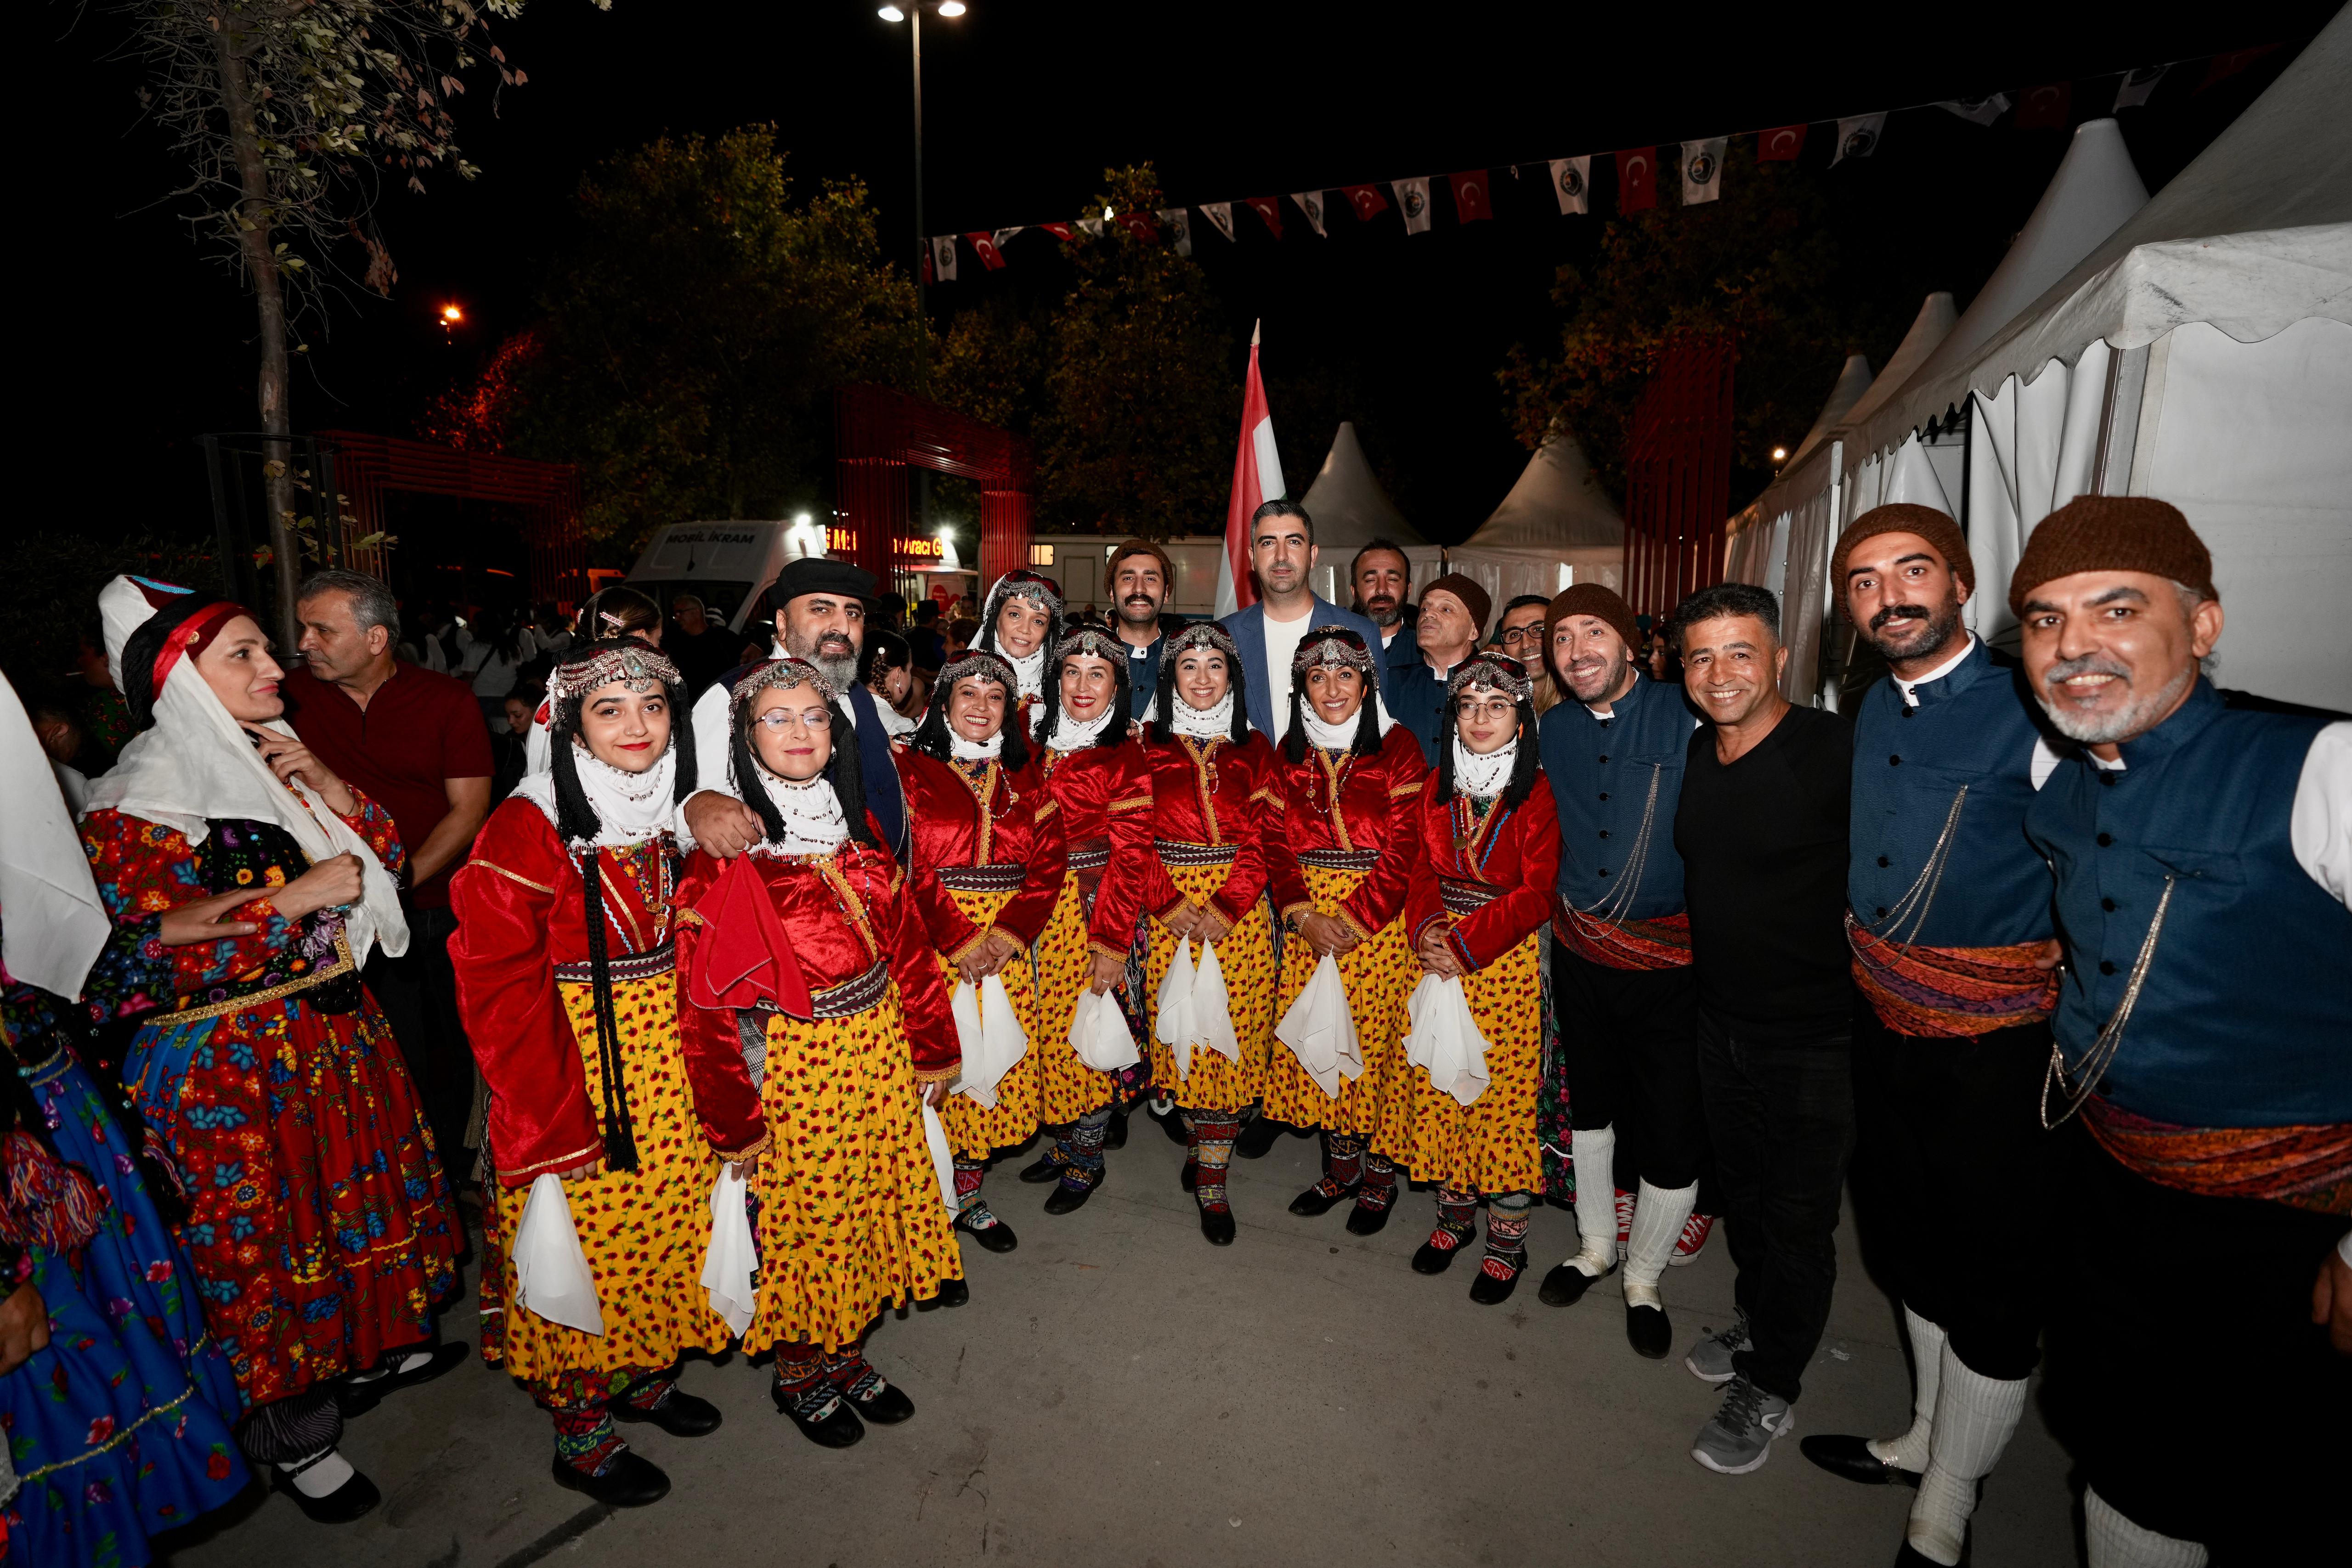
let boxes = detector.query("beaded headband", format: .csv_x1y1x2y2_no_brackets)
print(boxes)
934,650,1018,699
1053,626,1125,668
1291,625,1375,678
730,656,836,704
547,641,681,704
1160,621,1240,671
1447,652,1533,704
984,570,1064,626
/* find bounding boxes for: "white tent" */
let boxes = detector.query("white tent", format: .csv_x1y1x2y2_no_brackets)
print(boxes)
1298,422,1426,603
1414,434,1627,611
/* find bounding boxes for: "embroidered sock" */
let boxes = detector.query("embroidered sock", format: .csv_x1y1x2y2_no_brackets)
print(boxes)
953,1159,1002,1230
775,1345,841,1423
1065,1107,1112,1184
1622,1178,1698,1307
1313,1132,1365,1197
1567,1126,1618,1274
824,1336,890,1402
279,1446,358,1497
1868,1307,1947,1472
617,1373,676,1414
547,1404,626,1477
2085,1488,2210,1568
1356,1152,1398,1212
1481,1191,1532,1281
1427,1187,1479,1252
1191,1114,1237,1213
1907,1350,2028,1565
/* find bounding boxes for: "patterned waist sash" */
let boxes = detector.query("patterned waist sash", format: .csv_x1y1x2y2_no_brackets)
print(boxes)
1157,839,1237,869
1845,912,2058,1039
554,940,677,985
811,959,892,1020
1439,877,1499,918
1555,902,1692,972
937,863,1026,894
2082,1097,2352,1216
1299,848,1379,874
1068,836,1110,909
170,931,362,1023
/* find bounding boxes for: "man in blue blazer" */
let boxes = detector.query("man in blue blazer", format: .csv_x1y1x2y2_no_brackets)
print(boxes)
1218,501,1384,746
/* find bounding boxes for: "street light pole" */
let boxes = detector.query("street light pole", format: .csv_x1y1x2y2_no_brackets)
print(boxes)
910,2,925,334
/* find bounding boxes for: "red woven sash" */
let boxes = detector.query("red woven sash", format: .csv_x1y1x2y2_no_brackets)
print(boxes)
1846,913,2058,1039
2083,1098,2352,1216
1555,903,1692,972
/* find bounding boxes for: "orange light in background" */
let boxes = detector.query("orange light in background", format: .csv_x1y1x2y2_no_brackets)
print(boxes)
441,304,464,323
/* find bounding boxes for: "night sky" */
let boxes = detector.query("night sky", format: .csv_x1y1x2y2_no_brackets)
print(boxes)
32,1,2335,561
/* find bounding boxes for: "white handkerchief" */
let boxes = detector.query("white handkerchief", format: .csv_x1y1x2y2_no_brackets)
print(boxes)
1276,952,1364,1098
1193,939,1240,1065
513,1172,604,1335
1402,973,1493,1107
921,1102,958,1213
951,973,1030,1108
1155,937,1199,1079
1069,987,1142,1072
700,1164,758,1337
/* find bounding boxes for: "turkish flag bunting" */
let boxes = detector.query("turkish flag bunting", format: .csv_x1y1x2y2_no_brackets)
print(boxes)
1037,222,1075,242
1244,197,1284,240
1117,211,1160,242
2196,44,2279,93
1448,170,1493,223
2013,81,2072,129
964,231,1006,271
1198,202,1237,242
1615,148,1657,212
1757,124,1807,162
1340,184,1389,221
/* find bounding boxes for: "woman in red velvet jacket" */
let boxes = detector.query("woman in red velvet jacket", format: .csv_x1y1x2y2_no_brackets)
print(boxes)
895,650,1066,1260
672,658,962,1452
1377,653,1562,1306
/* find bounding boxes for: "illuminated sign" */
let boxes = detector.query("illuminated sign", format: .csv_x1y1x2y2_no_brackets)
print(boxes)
894,535,944,560
827,526,856,554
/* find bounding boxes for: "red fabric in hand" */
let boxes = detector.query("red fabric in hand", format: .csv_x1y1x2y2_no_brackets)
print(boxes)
686,852,815,1020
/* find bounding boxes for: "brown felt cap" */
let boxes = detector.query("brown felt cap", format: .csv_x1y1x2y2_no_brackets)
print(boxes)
1546,583,1641,654
1832,504,1973,619
2007,496,2215,617
1420,573,1492,637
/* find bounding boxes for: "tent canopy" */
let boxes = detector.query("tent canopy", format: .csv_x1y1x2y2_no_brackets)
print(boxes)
1462,434,1624,551
1785,351,1874,469
1297,422,1425,548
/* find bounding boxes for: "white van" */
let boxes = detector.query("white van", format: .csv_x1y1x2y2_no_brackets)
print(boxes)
621,521,819,635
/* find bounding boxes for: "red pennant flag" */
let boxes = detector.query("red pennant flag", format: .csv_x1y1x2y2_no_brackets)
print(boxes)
2196,44,2280,93
1243,197,1284,239
1448,170,1493,223
2013,81,2073,129
918,241,933,285
1615,148,1658,212
1340,184,1389,221
1116,211,1160,242
963,231,1006,271
1036,222,1075,242
1757,124,1808,162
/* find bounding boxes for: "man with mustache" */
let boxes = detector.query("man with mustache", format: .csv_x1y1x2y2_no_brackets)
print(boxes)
1107,539,1174,723
2012,497,2349,1568
681,557,909,861
1351,539,1419,699
1798,505,2069,1568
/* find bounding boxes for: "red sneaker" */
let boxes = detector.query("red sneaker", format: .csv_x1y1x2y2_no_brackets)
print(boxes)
1615,1188,1635,1262
1669,1211,1717,1267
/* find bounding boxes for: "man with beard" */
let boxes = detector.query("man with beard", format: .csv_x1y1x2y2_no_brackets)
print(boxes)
1107,539,1174,723
1798,506,2069,1567
1533,585,1713,1360
681,557,910,860
1351,538,1417,699
2012,497,2348,1568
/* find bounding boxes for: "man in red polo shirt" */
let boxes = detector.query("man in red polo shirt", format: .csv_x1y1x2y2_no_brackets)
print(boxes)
283,570,493,1182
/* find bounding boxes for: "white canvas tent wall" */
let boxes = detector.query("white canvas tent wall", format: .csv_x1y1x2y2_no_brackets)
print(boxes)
1845,18,2352,710
1298,422,1426,603
1413,434,1626,613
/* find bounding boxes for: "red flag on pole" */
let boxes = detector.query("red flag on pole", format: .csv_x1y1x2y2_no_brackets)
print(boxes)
1216,321,1284,618
1244,197,1285,239
1757,124,1808,162
1448,170,1493,223
1340,184,1389,221
964,231,1007,271
2013,81,2073,129
1616,148,1658,212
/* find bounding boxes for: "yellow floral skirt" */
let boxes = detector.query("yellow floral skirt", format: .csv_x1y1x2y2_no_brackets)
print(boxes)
1374,930,1545,1195
492,973,729,1383
1033,875,1120,1124
745,990,962,1354
936,883,1042,1158
1143,856,1276,1114
1262,863,1417,1136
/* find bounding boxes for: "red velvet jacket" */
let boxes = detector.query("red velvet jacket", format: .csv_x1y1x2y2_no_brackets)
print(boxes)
673,827,958,1158
1265,725,1431,944
449,799,688,1187
1403,774,1563,975
895,749,1068,957
1042,738,1154,959
1137,732,1282,926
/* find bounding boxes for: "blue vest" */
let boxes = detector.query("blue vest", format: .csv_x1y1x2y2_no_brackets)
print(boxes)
2024,679,2352,1128
1539,672,1695,920
1849,641,2055,948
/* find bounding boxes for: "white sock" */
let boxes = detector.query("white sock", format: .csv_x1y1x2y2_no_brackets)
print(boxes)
1622,1178,1697,1307
280,1446,357,1498
1867,1306,1945,1471
1566,1127,1618,1274
2085,1487,2209,1568
392,1346,437,1376
1906,1348,2028,1565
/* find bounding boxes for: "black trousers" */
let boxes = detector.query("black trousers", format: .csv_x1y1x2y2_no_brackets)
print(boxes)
1552,941,1707,1190
363,902,474,1181
2041,1126,2347,1559
1849,1005,2057,1381
1697,1006,1855,1403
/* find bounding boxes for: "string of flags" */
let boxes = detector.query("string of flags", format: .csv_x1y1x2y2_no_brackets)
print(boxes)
919,42,2284,283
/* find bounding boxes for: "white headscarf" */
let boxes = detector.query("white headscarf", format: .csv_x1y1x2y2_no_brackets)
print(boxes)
82,577,409,960
1004,647,1046,704
1170,689,1238,740
512,745,680,849
748,766,850,857
0,676,110,997
1299,691,1398,752
1042,706,1116,753
1452,735,1519,800
949,730,1004,762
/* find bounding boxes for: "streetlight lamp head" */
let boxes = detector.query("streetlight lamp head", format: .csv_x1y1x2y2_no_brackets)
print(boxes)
937,0,966,15
441,303,463,323
1770,446,1789,463
877,4,905,20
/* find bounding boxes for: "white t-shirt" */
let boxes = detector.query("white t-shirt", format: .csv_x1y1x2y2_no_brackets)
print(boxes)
1260,607,1313,742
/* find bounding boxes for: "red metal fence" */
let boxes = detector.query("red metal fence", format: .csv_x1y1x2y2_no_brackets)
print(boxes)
316,430,587,608
1622,337,1736,623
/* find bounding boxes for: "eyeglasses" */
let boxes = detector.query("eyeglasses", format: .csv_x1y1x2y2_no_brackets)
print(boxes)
1455,696,1518,722
753,709,832,733
1498,625,1546,647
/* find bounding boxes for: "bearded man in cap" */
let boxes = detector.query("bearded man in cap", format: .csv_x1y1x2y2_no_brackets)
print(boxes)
1798,505,2070,1567
683,557,910,861
2009,496,2350,1568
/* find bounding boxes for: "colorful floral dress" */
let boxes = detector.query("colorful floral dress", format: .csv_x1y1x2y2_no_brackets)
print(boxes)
1033,739,1155,1123
78,793,459,1414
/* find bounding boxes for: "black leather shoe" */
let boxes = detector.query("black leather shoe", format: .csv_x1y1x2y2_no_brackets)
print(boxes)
1043,1173,1100,1215
1199,1206,1236,1246
1626,1302,1673,1359
336,1339,470,1417
1537,1261,1614,1307
956,1214,1019,1253
917,1276,970,1310
847,1379,916,1425
1799,1433,1922,1488
1234,1115,1283,1159
1104,1109,1129,1149
1411,1233,1467,1275
1288,1180,1355,1218
773,1387,865,1449
549,1448,670,1507
1345,1196,1394,1236
1179,1158,1198,1193
273,1456,381,1523
1468,1260,1521,1306
1016,1152,1065,1184
1156,1104,1190,1144
610,1388,722,1437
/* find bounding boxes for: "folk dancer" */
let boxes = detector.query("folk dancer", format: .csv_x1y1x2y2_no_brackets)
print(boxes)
974,568,1063,734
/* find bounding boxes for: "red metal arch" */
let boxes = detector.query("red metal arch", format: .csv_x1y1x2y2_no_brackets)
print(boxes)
833,385,1034,590
317,430,588,608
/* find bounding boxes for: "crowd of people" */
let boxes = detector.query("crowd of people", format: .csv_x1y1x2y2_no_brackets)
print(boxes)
0,493,2341,1568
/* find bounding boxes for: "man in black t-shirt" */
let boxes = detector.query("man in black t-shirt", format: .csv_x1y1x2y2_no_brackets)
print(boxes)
1667,581,1855,1479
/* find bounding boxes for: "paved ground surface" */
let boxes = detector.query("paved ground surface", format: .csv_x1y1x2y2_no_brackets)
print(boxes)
157,1120,2082,1568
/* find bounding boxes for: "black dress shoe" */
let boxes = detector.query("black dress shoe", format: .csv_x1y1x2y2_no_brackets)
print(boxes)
1799,1433,1922,1488
1468,1261,1521,1306
1345,1196,1394,1236
1042,1173,1100,1215
1105,1110,1129,1149
917,1276,970,1310
1179,1158,1199,1193
550,1448,670,1508
610,1388,722,1437
1411,1233,1467,1275
847,1379,916,1425
956,1214,1020,1253
1199,1206,1236,1246
336,1339,471,1417
1288,1180,1356,1218
772,1387,865,1449
1234,1116,1283,1159
1156,1105,1190,1144
273,1457,381,1523
1625,1302,1673,1359
1016,1152,1065,1184
1536,1261,1614,1307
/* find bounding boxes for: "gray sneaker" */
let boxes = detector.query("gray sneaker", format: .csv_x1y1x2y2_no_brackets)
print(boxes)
1684,1309,1752,1384
1690,1375,1795,1475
